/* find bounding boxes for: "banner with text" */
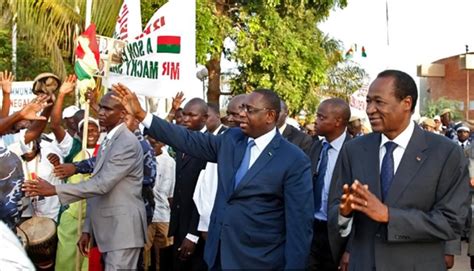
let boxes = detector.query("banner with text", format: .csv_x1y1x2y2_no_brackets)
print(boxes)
0,81,35,113
108,0,196,98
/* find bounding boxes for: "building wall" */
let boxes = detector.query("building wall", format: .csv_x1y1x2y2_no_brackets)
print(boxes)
426,55,474,119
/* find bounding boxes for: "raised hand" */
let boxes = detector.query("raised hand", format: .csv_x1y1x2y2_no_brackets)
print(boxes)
172,91,185,111
19,95,52,120
111,83,146,121
0,70,14,94
59,74,77,95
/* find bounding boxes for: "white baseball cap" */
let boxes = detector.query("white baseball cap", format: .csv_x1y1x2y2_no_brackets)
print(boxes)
63,105,80,119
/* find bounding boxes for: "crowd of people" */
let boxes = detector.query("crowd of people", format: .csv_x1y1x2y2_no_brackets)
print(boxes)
0,69,472,271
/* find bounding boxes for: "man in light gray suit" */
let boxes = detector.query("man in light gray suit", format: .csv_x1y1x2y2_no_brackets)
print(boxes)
23,92,147,270
329,70,470,271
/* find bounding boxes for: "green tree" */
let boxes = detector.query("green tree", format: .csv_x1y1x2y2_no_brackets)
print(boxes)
0,0,126,78
319,61,368,102
0,29,55,81
200,0,348,112
422,97,462,120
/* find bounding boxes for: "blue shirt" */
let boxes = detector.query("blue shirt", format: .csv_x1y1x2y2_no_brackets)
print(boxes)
314,131,346,221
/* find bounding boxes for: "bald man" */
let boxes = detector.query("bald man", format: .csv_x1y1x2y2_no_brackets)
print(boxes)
23,92,147,270
170,98,209,271
225,94,246,127
309,98,352,270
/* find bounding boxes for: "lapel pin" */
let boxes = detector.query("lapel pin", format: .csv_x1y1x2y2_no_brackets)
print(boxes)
416,156,421,162
268,152,273,156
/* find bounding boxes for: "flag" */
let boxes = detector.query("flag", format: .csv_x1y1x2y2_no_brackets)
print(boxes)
361,46,367,57
108,0,197,100
75,24,99,104
345,48,353,59
157,36,181,53
113,0,142,41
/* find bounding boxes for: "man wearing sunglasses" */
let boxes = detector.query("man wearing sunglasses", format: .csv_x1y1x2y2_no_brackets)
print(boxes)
112,84,313,270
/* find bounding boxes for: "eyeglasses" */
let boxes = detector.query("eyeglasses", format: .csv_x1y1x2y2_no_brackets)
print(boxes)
238,104,270,114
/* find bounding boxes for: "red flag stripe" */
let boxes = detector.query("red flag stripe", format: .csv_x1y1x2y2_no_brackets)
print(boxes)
78,24,100,65
157,36,181,45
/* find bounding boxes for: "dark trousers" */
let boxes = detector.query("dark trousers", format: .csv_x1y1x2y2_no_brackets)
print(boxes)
309,219,338,271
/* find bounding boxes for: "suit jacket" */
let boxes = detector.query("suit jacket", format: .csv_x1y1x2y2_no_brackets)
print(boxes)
146,116,313,269
56,124,147,252
309,132,351,263
169,147,207,244
282,124,313,155
328,124,470,271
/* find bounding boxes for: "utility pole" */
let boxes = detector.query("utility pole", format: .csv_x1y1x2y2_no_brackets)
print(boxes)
466,45,470,120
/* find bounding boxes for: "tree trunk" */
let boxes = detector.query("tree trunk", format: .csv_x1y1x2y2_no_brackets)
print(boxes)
206,54,221,107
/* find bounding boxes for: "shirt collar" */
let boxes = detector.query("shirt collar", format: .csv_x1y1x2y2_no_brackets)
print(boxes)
106,123,124,140
212,124,224,135
200,126,207,133
248,127,277,151
324,130,347,151
278,122,287,134
380,120,415,150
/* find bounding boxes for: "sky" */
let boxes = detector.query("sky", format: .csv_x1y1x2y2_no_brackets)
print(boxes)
319,0,474,81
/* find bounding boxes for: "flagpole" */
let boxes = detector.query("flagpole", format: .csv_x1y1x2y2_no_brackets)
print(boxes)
76,1,93,269
85,0,93,28
12,13,17,77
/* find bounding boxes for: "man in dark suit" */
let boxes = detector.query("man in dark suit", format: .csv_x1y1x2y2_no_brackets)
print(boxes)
309,98,351,271
113,84,313,270
277,100,313,154
170,98,208,271
328,70,470,271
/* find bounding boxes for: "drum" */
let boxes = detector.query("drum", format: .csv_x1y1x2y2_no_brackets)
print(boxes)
32,73,61,95
16,227,29,249
19,216,57,269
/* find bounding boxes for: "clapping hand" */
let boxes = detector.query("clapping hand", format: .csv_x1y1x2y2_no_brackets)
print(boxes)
347,180,389,223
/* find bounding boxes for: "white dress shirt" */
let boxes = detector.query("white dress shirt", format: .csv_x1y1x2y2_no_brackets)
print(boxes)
248,128,277,169
193,124,225,232
152,149,176,223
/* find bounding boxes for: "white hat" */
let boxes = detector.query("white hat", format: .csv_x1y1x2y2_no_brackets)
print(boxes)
78,118,100,131
456,125,471,132
63,105,80,119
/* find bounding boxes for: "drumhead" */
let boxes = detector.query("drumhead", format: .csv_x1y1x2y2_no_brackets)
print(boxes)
19,216,56,245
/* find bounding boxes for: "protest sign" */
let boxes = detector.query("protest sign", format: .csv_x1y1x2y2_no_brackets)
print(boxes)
0,81,35,113
108,0,197,98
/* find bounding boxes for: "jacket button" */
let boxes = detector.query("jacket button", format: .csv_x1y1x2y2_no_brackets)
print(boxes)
176,205,180,209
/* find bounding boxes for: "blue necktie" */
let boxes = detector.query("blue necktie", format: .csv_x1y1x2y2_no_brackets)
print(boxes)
234,140,256,189
314,141,330,212
381,141,397,201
